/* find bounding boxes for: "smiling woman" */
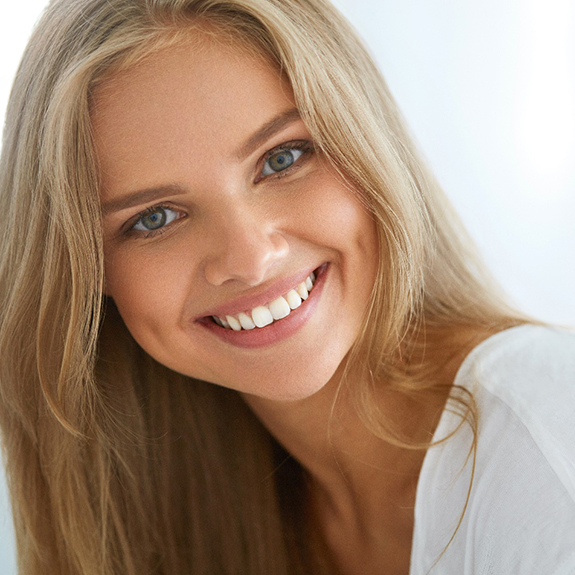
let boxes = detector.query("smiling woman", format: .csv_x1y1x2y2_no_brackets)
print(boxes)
94,36,378,396
0,1,574,575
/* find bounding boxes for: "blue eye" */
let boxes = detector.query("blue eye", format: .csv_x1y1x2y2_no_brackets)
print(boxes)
261,148,304,177
133,206,179,232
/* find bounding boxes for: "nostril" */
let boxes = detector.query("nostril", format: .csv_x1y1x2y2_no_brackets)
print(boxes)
202,230,289,287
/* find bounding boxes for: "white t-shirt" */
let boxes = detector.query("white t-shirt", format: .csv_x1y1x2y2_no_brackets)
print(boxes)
410,325,575,574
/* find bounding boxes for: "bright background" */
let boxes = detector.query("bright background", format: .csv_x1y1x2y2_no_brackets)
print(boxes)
1,1,574,570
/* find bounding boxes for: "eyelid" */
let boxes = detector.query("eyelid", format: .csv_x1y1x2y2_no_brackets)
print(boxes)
256,139,313,183
123,203,185,238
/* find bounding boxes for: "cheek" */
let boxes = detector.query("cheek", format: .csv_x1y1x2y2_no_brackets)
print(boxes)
299,164,375,241
104,247,190,341
305,180,378,264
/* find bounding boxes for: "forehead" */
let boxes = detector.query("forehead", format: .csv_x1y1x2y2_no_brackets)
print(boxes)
91,32,294,194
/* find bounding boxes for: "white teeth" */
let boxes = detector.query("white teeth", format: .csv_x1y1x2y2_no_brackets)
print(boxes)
226,315,242,331
286,289,302,309
214,270,318,330
296,282,309,300
269,296,291,320
251,305,274,328
238,312,255,330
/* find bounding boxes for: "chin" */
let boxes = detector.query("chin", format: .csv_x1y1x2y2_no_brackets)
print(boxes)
231,354,345,404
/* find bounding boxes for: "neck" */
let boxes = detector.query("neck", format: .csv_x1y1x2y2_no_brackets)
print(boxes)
240,324,491,574
241,356,446,520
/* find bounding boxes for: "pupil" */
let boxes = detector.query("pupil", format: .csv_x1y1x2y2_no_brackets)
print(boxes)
269,150,294,172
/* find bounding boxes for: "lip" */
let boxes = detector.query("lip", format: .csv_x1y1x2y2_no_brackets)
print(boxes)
198,264,321,319
197,263,329,349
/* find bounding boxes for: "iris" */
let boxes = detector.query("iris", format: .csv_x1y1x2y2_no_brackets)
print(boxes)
268,150,294,172
140,209,167,230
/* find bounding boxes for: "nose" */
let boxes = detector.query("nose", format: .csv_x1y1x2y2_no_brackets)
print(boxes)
202,205,290,287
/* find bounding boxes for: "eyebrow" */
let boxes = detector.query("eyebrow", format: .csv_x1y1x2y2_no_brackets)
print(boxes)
101,183,187,215
101,107,302,215
235,107,302,160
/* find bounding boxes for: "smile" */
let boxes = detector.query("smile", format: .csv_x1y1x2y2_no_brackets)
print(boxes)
212,271,317,330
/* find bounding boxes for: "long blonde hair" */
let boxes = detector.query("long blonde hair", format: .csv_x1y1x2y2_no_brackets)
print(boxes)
0,0,522,573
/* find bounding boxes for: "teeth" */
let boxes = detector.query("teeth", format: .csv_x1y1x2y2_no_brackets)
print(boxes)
251,305,274,328
226,315,242,331
269,296,291,320
213,271,318,331
238,312,255,330
296,282,309,300
286,289,302,309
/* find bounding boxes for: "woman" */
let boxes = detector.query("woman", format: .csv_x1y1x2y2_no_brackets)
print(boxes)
0,0,573,573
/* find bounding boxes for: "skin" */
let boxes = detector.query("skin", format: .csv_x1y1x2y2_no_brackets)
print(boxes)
94,35,378,403
93,30,484,575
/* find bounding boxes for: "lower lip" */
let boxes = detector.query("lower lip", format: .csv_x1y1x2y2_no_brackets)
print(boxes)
197,263,329,349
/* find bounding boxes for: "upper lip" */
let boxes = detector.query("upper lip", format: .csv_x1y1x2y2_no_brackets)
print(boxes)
197,265,321,320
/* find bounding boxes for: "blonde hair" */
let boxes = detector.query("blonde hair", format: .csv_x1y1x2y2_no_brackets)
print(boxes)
0,0,523,573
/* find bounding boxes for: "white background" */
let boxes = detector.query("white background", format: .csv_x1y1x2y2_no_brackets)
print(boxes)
1,1,574,570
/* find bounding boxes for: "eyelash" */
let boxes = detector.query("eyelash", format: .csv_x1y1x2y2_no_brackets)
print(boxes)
126,203,184,239
256,139,313,183
124,139,314,239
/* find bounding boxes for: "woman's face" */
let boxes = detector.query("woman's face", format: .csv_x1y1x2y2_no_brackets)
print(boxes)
93,33,379,401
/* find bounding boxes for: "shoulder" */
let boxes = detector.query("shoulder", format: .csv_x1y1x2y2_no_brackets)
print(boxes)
459,323,575,401
460,324,575,469
460,325,575,499
411,325,575,575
